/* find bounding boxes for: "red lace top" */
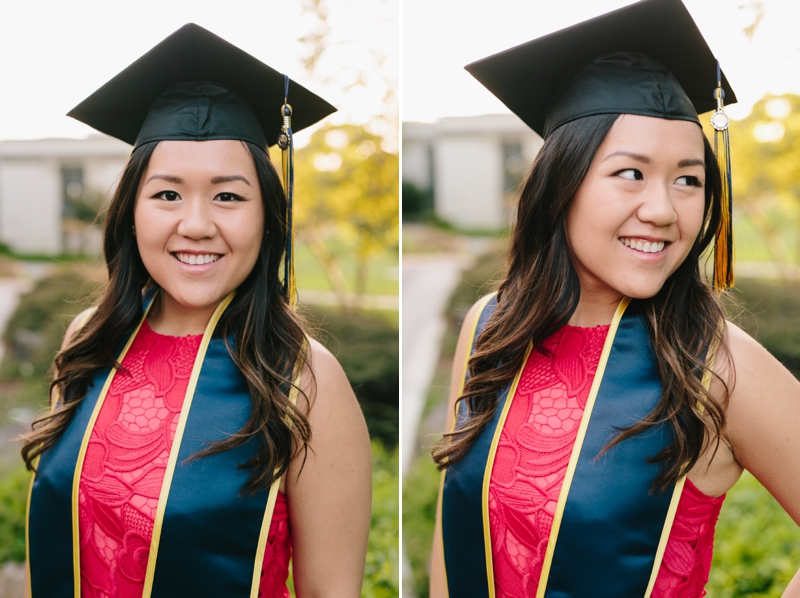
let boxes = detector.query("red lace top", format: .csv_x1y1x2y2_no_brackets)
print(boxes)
489,325,725,598
78,321,291,598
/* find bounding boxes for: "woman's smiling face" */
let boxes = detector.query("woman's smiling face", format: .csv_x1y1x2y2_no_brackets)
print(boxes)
134,140,264,323
566,114,707,303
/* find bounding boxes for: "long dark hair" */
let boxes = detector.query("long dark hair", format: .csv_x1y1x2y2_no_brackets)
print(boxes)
432,114,731,491
21,140,312,495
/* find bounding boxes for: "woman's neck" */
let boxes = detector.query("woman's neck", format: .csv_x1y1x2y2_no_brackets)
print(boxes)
568,289,625,327
146,292,218,337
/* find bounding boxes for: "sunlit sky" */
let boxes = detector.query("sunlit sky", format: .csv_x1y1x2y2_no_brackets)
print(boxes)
402,0,800,124
2,0,796,143
0,0,398,145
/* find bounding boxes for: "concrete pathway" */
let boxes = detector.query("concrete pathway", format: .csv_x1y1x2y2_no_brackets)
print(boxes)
401,254,471,475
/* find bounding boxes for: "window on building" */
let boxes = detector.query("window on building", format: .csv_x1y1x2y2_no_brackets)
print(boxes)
61,166,85,220
501,141,526,195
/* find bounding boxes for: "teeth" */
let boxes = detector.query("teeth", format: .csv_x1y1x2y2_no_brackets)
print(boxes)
620,238,665,253
175,253,221,265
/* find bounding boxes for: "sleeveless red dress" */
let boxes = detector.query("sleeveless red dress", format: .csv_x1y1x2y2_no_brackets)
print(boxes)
489,325,725,598
78,321,291,598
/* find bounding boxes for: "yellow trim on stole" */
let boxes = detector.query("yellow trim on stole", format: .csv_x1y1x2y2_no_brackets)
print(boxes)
24,466,34,598
482,342,532,598
141,292,235,598
535,297,631,598
642,331,722,597
248,339,307,598
70,299,155,597
440,292,496,598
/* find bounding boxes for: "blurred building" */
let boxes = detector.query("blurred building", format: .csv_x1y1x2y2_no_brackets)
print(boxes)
0,136,130,254
403,114,542,230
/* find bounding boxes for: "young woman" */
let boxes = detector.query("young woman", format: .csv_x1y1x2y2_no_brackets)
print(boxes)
430,1,800,597
21,24,372,598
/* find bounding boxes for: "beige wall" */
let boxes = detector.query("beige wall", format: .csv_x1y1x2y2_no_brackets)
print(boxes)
402,114,543,231
0,136,129,254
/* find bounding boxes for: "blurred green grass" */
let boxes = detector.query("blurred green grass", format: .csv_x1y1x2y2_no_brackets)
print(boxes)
295,240,398,295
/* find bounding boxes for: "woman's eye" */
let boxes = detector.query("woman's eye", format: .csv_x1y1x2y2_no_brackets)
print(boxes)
156,191,180,201
616,169,643,181
676,175,703,187
216,192,243,202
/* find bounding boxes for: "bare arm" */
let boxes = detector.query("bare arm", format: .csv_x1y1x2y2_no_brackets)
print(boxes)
287,339,372,598
430,298,486,598
721,322,800,597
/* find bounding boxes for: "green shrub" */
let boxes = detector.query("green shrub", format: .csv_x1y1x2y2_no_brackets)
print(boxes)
363,442,399,597
402,181,432,221
306,307,399,448
402,455,441,598
707,472,800,597
1,266,101,382
0,464,30,563
731,278,800,377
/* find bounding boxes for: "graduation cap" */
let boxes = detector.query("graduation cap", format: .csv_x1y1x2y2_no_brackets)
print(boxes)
466,0,736,291
68,23,337,305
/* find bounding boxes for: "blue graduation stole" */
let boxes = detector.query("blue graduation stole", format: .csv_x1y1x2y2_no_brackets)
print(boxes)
26,292,296,598
440,294,711,598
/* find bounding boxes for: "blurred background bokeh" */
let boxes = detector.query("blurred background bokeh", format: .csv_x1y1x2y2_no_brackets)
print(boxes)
0,1,398,596
402,1,800,596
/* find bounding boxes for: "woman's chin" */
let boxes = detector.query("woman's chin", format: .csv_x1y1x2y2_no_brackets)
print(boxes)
604,277,668,301
159,287,231,314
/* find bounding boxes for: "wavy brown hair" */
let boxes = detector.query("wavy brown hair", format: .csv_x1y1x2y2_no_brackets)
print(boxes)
21,141,312,495
432,114,731,491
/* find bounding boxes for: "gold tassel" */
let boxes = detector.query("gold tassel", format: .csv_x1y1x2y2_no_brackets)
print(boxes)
710,80,734,292
278,100,297,307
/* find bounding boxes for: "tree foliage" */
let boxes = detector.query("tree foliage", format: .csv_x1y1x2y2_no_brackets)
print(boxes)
726,94,800,275
294,123,399,305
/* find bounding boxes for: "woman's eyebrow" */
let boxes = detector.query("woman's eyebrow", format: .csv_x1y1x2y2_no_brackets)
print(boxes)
602,152,704,168
603,150,650,163
145,174,184,185
678,159,704,167
211,175,252,186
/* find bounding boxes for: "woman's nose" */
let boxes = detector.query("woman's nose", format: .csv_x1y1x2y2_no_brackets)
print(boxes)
176,198,217,239
637,183,678,227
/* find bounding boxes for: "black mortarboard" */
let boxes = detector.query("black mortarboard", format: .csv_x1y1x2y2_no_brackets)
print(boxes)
67,23,336,148
465,0,736,139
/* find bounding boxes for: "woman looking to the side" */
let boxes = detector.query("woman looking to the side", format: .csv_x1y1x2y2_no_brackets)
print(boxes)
430,1,800,597
22,24,371,598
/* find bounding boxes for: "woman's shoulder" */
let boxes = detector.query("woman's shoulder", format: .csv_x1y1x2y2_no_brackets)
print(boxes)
300,338,358,412
61,306,97,351
719,318,800,423
305,337,345,381
459,293,498,341
718,319,791,387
